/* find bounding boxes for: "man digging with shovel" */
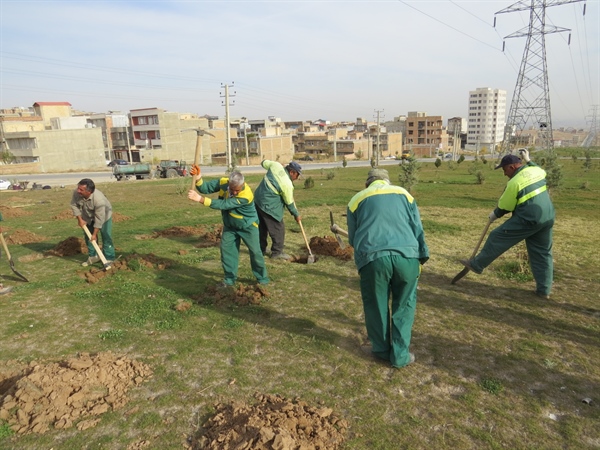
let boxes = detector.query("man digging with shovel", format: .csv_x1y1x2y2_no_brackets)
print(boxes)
70,179,116,269
459,149,555,299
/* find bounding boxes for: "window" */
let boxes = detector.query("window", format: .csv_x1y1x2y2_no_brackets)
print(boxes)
156,131,161,139
138,117,147,125
140,131,147,139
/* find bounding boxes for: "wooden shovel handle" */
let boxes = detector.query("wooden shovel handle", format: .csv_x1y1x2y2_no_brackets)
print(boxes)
81,225,109,266
0,233,11,260
298,220,313,256
470,219,493,259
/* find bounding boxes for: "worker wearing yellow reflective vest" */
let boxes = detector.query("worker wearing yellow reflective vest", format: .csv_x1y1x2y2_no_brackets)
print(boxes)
462,149,555,299
188,166,269,287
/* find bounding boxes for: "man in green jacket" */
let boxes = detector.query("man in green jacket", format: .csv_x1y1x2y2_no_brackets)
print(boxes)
70,178,116,267
347,169,429,368
188,165,269,286
461,149,555,299
254,160,302,260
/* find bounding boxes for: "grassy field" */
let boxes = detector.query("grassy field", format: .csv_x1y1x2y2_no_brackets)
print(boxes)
0,153,599,449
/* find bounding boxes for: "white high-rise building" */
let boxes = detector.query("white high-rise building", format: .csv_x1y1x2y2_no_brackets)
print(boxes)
466,87,506,154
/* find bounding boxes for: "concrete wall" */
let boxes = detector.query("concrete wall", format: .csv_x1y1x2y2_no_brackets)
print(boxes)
8,128,105,172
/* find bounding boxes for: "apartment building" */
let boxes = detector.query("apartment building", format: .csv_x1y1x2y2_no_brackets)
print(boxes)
404,112,448,157
129,108,210,164
466,87,506,153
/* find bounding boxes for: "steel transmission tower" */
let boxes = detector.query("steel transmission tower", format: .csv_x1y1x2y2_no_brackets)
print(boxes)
496,0,586,154
582,105,599,148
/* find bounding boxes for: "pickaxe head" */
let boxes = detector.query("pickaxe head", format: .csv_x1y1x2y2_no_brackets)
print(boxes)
329,211,346,249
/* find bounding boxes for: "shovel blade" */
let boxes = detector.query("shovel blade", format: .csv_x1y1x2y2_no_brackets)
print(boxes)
9,259,29,282
451,267,469,285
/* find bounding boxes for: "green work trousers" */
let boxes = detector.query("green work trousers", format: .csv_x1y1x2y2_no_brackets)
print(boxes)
84,219,115,261
220,225,269,285
359,254,420,368
471,218,554,296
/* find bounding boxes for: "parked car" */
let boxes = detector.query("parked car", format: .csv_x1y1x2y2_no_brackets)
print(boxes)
301,155,314,161
445,153,453,159
0,179,11,190
107,159,129,167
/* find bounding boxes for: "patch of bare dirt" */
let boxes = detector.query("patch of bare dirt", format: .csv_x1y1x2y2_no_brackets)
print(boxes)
193,282,269,307
45,236,87,257
80,253,172,284
0,352,152,435
308,236,353,261
4,229,46,245
52,210,131,222
136,225,222,248
192,393,348,450
0,205,32,219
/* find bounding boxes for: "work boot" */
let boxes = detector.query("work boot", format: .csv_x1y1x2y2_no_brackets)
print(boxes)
0,285,13,295
392,353,415,369
460,259,481,274
271,253,291,260
535,291,550,300
82,256,100,267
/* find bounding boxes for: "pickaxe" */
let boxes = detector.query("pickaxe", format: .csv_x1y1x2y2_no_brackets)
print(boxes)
182,128,215,189
329,211,348,248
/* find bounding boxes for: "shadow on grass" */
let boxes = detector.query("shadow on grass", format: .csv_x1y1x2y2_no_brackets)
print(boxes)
419,271,600,354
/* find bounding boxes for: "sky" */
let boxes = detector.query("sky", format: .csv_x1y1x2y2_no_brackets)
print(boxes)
1,0,598,129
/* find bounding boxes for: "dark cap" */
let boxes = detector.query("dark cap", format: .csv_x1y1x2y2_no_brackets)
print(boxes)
495,154,521,170
286,161,302,175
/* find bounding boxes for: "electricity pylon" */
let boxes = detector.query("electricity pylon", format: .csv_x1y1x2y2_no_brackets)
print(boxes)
582,105,599,148
496,0,586,154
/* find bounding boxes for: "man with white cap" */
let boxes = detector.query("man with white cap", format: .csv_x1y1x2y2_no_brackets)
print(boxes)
347,168,429,368
461,149,555,299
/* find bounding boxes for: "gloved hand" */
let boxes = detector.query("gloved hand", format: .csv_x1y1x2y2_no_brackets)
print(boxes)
190,164,201,176
489,211,498,223
518,148,530,163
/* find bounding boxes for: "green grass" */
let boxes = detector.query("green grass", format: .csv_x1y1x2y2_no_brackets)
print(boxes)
0,156,599,449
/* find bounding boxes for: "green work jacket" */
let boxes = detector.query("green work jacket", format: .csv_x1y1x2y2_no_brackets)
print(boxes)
347,180,429,271
254,160,299,221
494,162,555,225
195,177,258,231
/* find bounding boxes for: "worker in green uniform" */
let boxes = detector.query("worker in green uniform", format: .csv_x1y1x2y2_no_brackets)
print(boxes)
461,149,555,299
188,165,269,286
347,169,429,368
254,160,302,260
70,178,116,267
0,211,13,295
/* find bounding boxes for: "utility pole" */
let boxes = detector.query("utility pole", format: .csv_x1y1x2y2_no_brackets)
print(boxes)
496,0,586,154
221,82,235,170
374,109,384,166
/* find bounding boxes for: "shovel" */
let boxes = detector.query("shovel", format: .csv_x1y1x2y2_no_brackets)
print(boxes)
81,225,112,271
298,219,315,264
0,232,29,282
450,218,493,285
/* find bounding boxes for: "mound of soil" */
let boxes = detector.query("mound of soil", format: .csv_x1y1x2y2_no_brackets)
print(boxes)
0,352,152,435
0,205,32,219
194,282,269,307
309,236,353,261
193,393,348,450
4,229,46,245
45,236,87,257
